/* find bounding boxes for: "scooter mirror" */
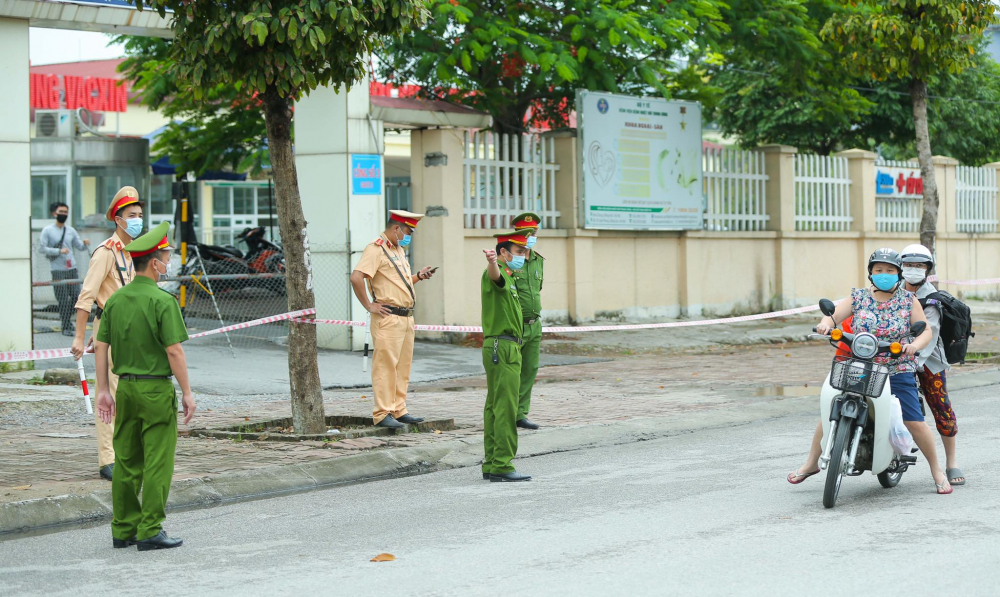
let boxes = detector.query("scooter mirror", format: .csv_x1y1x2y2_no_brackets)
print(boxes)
819,299,836,317
910,321,927,337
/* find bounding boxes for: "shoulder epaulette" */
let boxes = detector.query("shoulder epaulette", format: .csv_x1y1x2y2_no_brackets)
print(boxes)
374,238,384,247
534,251,545,260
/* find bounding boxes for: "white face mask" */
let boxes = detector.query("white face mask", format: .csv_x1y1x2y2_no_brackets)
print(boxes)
154,258,171,278
902,266,927,284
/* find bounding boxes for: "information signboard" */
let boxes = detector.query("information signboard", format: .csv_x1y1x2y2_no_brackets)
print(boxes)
576,91,703,230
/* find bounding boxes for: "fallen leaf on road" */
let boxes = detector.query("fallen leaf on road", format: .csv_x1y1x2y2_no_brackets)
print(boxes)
659,386,665,389
785,354,791,357
371,553,396,562
433,430,442,434
361,395,367,399
244,417,250,421
12,485,31,490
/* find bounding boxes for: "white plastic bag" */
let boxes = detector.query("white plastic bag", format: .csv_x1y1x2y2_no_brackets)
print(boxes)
889,396,916,455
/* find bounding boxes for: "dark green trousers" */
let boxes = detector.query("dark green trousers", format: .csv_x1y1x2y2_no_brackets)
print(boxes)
112,378,177,541
517,320,542,419
482,340,522,475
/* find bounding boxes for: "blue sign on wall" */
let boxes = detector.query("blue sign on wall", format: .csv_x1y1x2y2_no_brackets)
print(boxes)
351,154,382,196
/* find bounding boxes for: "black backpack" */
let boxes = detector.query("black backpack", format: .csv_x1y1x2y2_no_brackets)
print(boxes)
920,291,975,364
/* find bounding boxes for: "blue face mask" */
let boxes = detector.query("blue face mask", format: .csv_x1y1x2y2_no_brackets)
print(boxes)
507,254,526,270
526,236,537,249
871,273,899,292
399,235,412,248
120,217,143,239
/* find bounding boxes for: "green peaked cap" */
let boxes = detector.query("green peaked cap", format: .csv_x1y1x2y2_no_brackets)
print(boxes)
124,221,173,256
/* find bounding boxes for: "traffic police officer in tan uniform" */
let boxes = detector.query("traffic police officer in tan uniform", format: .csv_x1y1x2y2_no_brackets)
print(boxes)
71,186,144,480
350,210,437,428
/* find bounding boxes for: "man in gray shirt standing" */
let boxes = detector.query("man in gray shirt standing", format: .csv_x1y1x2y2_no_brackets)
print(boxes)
38,202,90,336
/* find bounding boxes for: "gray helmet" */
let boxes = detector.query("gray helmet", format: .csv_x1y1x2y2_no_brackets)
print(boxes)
868,248,902,274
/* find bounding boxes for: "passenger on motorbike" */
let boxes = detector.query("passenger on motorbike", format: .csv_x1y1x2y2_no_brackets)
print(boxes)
787,248,952,495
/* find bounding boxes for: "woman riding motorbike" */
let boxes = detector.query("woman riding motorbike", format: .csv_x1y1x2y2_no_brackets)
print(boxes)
787,248,952,495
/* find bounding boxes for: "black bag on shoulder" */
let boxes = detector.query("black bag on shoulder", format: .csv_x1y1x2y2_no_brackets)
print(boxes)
920,291,975,364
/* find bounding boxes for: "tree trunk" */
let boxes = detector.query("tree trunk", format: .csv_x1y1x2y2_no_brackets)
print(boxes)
262,88,326,435
911,78,939,253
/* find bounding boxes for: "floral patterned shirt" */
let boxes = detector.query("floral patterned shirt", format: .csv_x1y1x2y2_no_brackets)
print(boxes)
850,286,917,374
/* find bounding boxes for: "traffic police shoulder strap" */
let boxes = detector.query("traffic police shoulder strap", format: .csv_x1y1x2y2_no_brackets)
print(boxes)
378,244,415,305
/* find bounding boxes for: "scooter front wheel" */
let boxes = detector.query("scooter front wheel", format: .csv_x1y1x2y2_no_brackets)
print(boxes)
823,418,853,508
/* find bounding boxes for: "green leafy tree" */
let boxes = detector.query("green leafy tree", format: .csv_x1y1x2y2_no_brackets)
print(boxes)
822,0,998,250
128,0,426,434
379,0,729,134
710,0,875,154
857,55,1000,166
114,36,271,176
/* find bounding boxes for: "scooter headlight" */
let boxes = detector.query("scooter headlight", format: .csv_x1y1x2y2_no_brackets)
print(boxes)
852,333,879,359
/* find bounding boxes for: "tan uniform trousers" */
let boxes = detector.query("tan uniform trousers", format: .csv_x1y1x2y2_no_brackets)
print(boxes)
92,316,117,467
371,313,414,424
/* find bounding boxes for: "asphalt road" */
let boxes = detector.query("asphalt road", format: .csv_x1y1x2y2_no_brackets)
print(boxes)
2,384,997,597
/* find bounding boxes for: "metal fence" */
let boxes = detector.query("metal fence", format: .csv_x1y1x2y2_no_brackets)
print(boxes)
30,242,353,365
794,154,853,232
464,131,561,230
702,147,769,231
956,165,999,233
875,158,923,233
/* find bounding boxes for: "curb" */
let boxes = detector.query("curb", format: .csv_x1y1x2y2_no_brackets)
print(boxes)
3,368,997,537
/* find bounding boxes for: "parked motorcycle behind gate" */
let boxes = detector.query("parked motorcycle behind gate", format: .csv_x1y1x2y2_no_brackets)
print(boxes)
179,227,285,295
811,299,926,508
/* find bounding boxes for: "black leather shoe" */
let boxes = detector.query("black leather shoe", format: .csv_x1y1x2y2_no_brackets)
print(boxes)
99,463,114,481
376,415,405,429
136,531,183,551
482,472,490,480
516,419,540,430
62,328,76,337
113,536,137,549
490,471,532,482
396,414,425,424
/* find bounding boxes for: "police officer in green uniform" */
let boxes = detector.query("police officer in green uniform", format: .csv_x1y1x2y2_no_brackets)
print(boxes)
480,232,531,482
95,222,196,551
509,213,544,430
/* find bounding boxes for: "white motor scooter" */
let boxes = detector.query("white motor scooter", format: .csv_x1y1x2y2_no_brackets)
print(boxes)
812,299,924,508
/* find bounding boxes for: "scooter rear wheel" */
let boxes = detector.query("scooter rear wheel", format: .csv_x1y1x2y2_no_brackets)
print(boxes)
823,418,853,508
878,465,904,488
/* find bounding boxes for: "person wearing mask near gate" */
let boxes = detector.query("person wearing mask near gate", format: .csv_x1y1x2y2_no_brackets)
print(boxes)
350,210,437,429
508,212,544,430
95,221,195,551
70,186,144,481
788,248,952,494
900,244,964,486
38,202,90,337
481,232,531,482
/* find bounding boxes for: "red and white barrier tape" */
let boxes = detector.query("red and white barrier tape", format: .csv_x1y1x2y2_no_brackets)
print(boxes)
0,309,316,363
188,308,316,340
6,272,1000,363
291,301,834,334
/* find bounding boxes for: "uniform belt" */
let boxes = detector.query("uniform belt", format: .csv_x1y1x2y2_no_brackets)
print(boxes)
523,317,539,325
385,306,414,317
121,374,172,381
94,306,103,320
486,335,523,346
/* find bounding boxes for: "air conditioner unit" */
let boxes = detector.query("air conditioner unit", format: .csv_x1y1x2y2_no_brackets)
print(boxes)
35,110,76,138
